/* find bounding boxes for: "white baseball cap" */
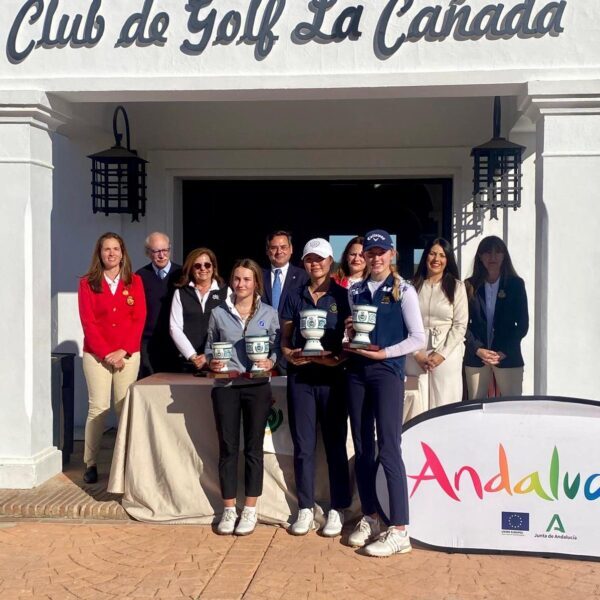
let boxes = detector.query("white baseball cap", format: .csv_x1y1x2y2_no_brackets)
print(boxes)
301,238,333,259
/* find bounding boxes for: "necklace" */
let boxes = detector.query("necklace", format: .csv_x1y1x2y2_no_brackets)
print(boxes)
236,305,252,318
104,269,120,282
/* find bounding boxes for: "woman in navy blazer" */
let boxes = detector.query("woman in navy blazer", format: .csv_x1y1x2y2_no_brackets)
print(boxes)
464,236,529,399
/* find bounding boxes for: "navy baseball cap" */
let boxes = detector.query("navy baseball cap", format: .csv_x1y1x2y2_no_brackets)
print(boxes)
363,229,394,252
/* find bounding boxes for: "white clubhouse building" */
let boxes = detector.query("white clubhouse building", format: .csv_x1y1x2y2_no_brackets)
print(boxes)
1,0,599,488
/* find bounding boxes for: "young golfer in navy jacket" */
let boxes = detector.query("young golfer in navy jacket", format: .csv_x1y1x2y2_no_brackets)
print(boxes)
281,238,351,537
345,230,425,558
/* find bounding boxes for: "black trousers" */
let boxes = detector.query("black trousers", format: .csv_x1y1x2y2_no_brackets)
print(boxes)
211,382,272,500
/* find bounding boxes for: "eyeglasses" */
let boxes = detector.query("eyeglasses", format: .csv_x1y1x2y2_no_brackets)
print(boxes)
149,247,170,255
193,262,212,270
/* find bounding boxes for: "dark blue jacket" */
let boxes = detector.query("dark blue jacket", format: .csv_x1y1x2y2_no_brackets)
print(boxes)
348,274,408,378
281,280,350,379
262,264,309,316
136,262,182,371
464,276,529,368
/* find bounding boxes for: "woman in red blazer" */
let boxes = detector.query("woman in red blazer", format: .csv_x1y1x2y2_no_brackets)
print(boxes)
78,232,146,484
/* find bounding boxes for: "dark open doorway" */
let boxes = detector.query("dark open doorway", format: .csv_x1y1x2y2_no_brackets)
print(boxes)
182,179,452,279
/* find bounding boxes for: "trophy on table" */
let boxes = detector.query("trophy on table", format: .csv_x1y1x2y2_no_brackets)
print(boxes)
299,309,330,356
209,341,239,378
347,304,379,350
244,335,271,378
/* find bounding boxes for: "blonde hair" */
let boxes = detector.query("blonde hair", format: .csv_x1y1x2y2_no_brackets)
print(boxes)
389,260,402,302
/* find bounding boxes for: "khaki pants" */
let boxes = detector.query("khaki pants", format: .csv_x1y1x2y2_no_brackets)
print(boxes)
406,345,464,416
83,351,140,467
465,365,524,400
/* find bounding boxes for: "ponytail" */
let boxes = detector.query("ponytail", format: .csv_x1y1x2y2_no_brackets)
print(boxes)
390,258,402,301
243,294,260,336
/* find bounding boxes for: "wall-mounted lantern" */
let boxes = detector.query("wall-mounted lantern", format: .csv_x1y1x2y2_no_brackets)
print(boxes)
471,97,525,220
88,105,147,222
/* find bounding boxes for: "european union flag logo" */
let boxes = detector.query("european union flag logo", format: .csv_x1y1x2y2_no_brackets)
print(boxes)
502,512,530,531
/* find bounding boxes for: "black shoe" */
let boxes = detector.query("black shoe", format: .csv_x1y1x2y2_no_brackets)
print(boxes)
83,465,98,484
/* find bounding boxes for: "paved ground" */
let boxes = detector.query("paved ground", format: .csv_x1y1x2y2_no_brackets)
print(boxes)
1,434,599,599
1,520,599,600
0,431,125,521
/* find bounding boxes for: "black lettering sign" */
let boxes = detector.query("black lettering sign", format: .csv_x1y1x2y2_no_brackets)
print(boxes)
374,0,567,59
374,0,413,59
293,0,363,43
214,10,242,45
239,0,286,61
117,0,169,47
5,0,568,64
7,0,104,64
181,0,215,55
182,0,285,59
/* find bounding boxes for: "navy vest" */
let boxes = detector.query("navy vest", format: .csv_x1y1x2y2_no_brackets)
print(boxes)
350,274,408,378
136,263,181,339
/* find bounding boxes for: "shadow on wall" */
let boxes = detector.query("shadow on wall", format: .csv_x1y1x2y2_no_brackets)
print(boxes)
456,130,537,252
51,340,87,434
50,129,125,431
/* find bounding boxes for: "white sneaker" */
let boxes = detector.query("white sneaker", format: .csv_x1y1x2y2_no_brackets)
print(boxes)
234,507,257,536
364,526,412,557
321,509,344,537
290,508,316,536
347,515,381,547
217,509,237,535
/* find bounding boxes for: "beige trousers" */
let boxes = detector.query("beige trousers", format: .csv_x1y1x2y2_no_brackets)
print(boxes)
404,345,464,421
465,365,524,400
403,375,427,423
83,351,140,466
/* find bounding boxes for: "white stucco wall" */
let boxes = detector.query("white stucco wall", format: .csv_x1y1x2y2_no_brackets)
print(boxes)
2,2,599,489
50,104,537,431
0,0,599,98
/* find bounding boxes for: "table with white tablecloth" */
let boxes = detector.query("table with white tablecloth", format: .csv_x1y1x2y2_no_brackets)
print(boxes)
108,373,362,525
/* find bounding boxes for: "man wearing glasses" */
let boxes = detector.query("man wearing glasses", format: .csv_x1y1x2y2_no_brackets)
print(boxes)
136,232,182,377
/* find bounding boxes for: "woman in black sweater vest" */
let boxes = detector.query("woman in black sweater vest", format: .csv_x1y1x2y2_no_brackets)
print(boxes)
169,247,229,372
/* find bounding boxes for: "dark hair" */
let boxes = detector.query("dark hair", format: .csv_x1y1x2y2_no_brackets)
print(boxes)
230,258,265,334
466,235,520,298
413,238,460,304
334,236,367,281
266,230,292,248
177,247,224,288
83,232,132,293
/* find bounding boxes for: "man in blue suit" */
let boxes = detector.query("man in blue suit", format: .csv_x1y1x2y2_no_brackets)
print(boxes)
262,230,309,374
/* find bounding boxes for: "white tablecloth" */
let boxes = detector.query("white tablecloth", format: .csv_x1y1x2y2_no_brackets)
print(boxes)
108,373,361,525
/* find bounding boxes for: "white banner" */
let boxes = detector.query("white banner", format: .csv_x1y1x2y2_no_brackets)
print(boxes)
376,398,600,560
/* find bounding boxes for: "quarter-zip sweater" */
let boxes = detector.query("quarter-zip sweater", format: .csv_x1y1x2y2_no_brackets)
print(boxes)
205,296,281,384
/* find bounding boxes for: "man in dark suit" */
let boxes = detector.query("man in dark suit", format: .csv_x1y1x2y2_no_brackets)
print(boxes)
262,230,309,374
136,232,182,378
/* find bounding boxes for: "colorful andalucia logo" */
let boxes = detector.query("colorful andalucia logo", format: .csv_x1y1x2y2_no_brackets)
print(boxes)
409,443,600,502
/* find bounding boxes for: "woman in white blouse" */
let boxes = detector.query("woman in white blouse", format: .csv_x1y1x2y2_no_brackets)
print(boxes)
406,238,468,417
169,247,229,372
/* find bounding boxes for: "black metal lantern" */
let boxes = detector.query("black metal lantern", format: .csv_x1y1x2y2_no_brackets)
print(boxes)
471,97,525,220
88,106,147,222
